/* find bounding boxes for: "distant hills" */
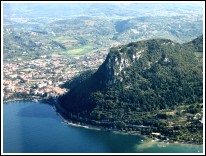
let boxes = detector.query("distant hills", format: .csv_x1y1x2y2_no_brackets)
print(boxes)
3,3,203,18
3,3,203,62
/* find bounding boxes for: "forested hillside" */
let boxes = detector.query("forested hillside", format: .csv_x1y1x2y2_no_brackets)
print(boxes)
58,36,203,143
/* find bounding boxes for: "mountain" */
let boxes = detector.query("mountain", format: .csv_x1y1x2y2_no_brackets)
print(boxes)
57,36,203,143
59,36,202,112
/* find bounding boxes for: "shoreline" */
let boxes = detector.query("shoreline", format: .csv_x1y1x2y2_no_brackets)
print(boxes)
3,98,203,146
54,105,202,146
3,98,38,103
59,115,203,146
3,97,53,104
54,101,203,146
60,115,149,140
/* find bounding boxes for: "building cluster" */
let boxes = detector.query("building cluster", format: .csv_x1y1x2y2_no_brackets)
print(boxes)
3,51,108,101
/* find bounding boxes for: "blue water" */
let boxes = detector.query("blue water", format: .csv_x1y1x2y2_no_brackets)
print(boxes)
3,101,204,153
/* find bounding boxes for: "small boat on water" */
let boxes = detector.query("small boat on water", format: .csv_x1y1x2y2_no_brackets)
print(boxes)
33,99,38,102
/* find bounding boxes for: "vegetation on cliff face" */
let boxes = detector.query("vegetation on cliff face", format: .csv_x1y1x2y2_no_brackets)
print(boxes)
58,35,203,143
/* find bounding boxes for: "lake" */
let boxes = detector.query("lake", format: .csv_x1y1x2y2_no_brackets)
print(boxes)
3,101,203,153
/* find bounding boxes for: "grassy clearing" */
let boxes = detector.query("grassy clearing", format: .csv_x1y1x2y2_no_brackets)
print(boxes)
67,45,94,55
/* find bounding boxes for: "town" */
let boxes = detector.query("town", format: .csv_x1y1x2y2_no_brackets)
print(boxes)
3,50,108,101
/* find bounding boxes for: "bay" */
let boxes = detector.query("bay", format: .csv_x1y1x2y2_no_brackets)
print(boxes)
3,101,203,153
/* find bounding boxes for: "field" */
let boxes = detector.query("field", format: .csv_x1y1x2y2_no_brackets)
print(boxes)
66,45,94,55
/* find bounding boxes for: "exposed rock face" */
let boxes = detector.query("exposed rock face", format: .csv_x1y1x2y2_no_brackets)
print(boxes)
100,47,145,86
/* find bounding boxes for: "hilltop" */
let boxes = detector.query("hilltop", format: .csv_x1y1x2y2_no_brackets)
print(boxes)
58,36,203,143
